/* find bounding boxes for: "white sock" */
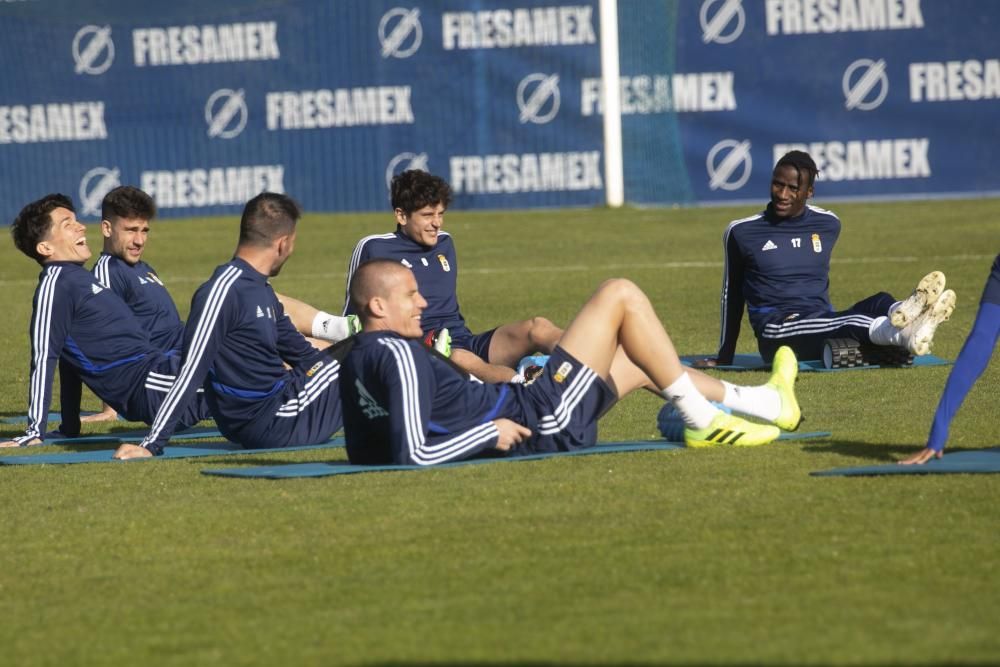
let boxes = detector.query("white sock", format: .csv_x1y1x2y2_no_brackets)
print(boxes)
868,316,906,347
721,381,780,422
887,300,902,318
661,372,718,429
311,311,350,342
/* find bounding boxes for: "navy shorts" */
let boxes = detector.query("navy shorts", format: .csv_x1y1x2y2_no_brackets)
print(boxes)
515,345,616,455
450,327,497,362
220,348,344,450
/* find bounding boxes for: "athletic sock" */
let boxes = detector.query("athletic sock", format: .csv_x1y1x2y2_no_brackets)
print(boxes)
311,311,349,342
868,315,906,347
720,381,781,422
660,372,718,429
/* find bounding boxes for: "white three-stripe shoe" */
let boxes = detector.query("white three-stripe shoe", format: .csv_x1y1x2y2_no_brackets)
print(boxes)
890,271,946,328
903,289,956,356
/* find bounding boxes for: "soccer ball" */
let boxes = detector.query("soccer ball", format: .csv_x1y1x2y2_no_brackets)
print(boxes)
657,401,730,442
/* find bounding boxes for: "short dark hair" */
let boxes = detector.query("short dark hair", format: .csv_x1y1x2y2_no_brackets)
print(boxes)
390,170,452,215
102,185,156,222
349,259,407,311
238,192,301,247
11,193,75,263
775,150,819,189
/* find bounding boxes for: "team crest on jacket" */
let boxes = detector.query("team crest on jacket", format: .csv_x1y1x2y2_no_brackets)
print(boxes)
811,233,822,253
437,254,451,271
553,361,572,383
305,360,324,377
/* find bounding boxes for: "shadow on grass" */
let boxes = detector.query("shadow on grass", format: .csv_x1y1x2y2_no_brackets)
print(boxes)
191,455,348,469
800,439,985,463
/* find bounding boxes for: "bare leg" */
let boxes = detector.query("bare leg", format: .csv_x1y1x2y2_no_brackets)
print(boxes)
558,278,718,393
275,293,321,334
486,317,563,368
606,347,725,402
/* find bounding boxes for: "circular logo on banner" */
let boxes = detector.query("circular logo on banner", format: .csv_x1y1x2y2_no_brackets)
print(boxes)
379,7,423,59
72,25,115,75
205,88,248,139
385,152,430,191
700,0,745,44
79,167,121,217
842,58,889,111
706,139,752,191
517,73,561,124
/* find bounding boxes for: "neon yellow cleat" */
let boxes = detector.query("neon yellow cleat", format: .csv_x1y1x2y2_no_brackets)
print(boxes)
767,345,802,431
684,412,780,448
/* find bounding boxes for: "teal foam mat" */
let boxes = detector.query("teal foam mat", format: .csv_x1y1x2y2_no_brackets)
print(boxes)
202,441,685,479
44,425,224,445
1,411,119,424
201,432,830,479
812,447,1000,476
0,436,345,466
680,353,949,372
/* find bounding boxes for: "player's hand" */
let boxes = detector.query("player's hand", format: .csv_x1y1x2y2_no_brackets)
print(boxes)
0,439,23,448
691,357,722,369
899,447,942,465
492,418,531,451
113,444,153,460
81,406,118,423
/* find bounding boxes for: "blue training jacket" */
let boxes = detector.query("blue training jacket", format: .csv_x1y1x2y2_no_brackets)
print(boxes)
16,261,167,443
138,257,326,454
716,203,841,360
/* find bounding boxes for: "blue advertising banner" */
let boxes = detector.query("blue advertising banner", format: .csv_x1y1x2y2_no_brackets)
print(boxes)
0,0,996,221
621,0,1000,204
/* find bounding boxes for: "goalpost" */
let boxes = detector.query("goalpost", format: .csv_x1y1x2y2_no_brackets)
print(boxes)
599,0,625,208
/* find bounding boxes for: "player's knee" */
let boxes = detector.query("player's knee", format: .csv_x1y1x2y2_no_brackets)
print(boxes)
597,278,643,307
597,277,636,295
527,316,561,348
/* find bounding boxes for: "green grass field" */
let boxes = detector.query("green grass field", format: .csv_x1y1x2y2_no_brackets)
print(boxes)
0,198,998,665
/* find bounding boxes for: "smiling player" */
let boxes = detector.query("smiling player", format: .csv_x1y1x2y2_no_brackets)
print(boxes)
342,170,561,383
699,150,956,366
2,194,209,447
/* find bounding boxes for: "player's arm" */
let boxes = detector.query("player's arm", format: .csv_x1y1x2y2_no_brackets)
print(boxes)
274,295,329,367
116,283,232,458
900,301,1000,464
380,339,503,465
56,359,83,438
449,348,518,383
713,228,747,365
2,279,73,447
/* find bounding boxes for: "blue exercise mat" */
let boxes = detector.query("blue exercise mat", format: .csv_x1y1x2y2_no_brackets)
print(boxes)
680,353,950,372
202,440,686,479
0,436,345,466
0,411,120,424
812,447,1000,477
200,432,831,479
43,425,224,445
